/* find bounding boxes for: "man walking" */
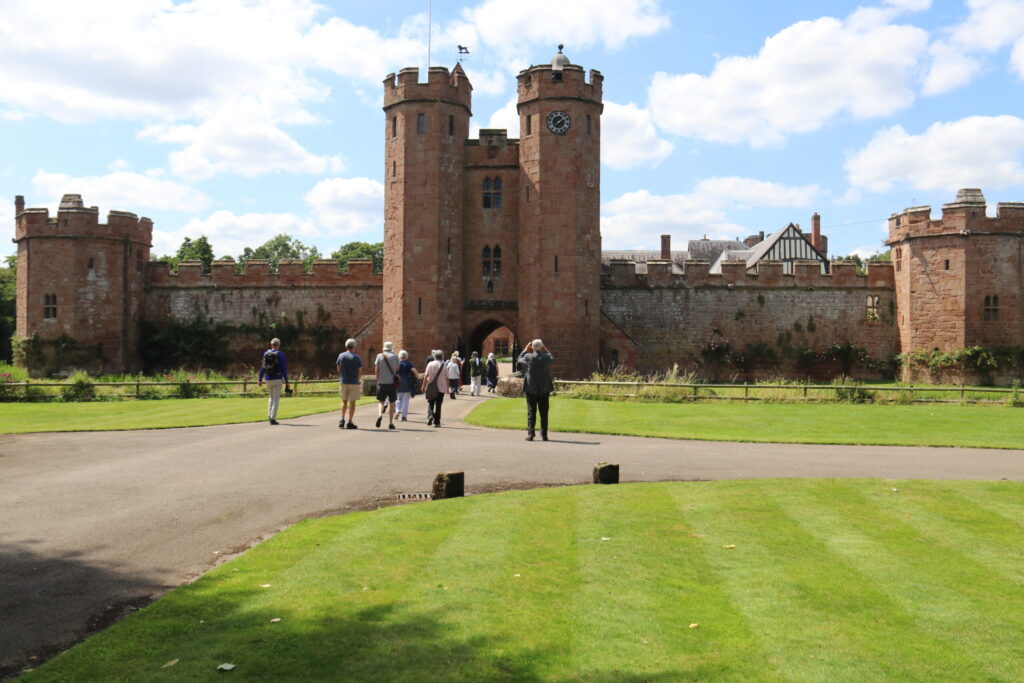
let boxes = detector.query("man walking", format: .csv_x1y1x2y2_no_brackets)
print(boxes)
257,337,289,425
517,339,554,441
337,338,362,429
374,341,399,429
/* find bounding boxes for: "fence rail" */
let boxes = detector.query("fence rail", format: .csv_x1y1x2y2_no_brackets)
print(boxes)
0,378,346,400
552,379,1019,404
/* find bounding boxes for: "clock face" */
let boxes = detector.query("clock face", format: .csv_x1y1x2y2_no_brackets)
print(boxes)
546,110,571,134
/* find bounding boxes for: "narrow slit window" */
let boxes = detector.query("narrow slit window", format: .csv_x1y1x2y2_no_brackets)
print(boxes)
554,255,559,273
586,114,591,135
448,115,454,136
417,113,425,134
43,293,57,320
526,114,532,136
944,259,950,270
391,116,397,138
418,297,422,315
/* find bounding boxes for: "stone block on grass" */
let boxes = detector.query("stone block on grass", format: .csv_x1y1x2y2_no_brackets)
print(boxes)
593,462,619,484
432,471,465,500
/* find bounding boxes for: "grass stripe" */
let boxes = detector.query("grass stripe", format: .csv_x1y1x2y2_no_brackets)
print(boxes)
681,480,977,682
770,480,1024,681
567,483,780,680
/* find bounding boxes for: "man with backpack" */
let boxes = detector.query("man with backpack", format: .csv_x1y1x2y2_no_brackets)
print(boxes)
257,338,289,425
374,341,400,429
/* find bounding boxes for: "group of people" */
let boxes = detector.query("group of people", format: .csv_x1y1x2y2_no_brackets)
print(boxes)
257,337,553,439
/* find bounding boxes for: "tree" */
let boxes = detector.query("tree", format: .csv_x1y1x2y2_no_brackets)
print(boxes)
331,241,384,273
832,249,890,275
151,235,217,271
0,254,16,362
239,234,322,269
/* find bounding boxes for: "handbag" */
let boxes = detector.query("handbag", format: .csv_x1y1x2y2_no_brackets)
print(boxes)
425,381,439,401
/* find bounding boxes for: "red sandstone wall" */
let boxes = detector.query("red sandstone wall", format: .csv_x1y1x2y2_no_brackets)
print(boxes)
145,259,382,376
601,261,898,380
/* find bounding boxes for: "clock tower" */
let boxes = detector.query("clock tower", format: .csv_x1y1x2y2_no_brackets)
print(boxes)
516,47,604,378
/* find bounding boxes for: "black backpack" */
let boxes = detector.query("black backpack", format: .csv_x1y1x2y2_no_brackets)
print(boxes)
262,350,280,375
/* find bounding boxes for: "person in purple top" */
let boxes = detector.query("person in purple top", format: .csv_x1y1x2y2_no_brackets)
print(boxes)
257,337,289,425
336,338,362,429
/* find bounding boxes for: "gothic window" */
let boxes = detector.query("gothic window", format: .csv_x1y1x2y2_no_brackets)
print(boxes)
486,280,494,293
481,176,501,208
43,293,57,320
492,246,502,278
482,246,492,277
866,295,880,321
984,295,999,321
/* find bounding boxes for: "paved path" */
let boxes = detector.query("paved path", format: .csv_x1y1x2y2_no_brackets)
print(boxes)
3,393,1024,675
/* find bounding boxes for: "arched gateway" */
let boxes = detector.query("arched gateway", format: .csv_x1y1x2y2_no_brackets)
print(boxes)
381,48,603,379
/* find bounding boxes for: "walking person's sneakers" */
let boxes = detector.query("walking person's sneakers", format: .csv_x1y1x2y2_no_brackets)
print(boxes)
269,419,279,425
375,416,382,428
339,418,345,429
346,422,358,429
389,423,396,430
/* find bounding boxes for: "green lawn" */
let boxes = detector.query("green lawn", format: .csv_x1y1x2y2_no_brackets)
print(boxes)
465,397,1024,449
0,396,373,434
23,480,1024,681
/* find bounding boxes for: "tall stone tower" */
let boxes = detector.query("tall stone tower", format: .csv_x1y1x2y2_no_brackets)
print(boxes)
382,65,472,366
516,47,603,378
888,188,1024,358
14,194,152,373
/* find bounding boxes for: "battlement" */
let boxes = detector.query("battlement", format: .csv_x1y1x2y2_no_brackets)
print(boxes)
14,194,153,245
466,129,520,166
604,259,894,290
383,65,473,112
888,188,1024,243
145,257,382,288
517,64,603,105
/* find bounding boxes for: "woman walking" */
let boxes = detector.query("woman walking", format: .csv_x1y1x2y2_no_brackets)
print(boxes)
447,351,462,399
421,350,449,427
395,350,417,422
485,352,499,392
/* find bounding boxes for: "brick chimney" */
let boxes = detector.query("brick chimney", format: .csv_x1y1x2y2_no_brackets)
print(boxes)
660,234,671,259
811,212,821,251
15,195,24,216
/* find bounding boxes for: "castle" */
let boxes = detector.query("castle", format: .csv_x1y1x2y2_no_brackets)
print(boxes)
12,51,1024,383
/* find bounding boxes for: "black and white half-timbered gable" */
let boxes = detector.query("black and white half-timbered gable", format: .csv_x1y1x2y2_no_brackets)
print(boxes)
710,223,829,275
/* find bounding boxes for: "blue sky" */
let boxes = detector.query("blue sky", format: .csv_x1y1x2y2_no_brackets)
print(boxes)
2,0,1023,261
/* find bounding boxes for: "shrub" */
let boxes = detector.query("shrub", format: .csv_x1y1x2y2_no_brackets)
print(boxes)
832,375,874,403
60,371,97,402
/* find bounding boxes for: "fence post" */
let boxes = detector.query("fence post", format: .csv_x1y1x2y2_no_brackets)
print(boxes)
803,385,808,399
960,384,965,401
24,379,30,400
135,379,140,398
744,383,749,399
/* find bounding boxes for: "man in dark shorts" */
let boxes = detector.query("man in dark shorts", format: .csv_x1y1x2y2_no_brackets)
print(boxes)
374,341,399,429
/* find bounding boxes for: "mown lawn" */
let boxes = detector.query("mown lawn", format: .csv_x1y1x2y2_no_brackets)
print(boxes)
465,397,1024,449
22,480,1024,681
0,396,372,434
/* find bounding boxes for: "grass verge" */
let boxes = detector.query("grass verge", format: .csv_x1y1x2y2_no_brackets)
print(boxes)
21,480,1024,681
465,396,1024,449
0,396,373,434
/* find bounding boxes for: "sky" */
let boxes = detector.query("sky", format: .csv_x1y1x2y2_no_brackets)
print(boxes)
2,0,1024,262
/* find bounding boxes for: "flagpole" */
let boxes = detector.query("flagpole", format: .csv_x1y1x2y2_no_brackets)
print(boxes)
427,0,432,71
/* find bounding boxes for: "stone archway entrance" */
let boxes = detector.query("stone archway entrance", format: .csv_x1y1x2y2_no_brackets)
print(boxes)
468,319,519,362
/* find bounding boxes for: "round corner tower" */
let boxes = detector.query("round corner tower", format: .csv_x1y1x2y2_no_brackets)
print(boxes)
888,188,1024,357
516,47,603,378
382,65,472,365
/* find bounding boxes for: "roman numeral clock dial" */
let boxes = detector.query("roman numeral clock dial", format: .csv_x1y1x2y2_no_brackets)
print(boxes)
546,110,571,134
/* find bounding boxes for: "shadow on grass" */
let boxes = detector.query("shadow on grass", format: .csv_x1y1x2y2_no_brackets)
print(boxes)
27,576,689,681
0,541,162,680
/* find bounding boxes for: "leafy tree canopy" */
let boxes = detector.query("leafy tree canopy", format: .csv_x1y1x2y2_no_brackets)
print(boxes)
240,234,322,269
331,241,383,273
177,236,215,270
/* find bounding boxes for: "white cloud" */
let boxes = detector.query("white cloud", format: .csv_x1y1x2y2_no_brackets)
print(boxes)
157,211,317,259
845,115,1024,192
649,13,928,147
31,170,209,213
456,0,669,60
484,97,520,137
884,0,932,10
305,177,384,236
602,102,673,170
922,0,1024,94
601,178,819,249
140,114,344,182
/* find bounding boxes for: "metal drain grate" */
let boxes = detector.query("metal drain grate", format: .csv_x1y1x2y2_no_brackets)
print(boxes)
396,492,432,501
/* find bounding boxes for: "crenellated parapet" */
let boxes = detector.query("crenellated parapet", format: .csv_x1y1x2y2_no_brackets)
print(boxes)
383,65,472,114
145,257,382,289
517,64,603,108
888,188,1024,243
604,259,894,290
14,194,152,246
